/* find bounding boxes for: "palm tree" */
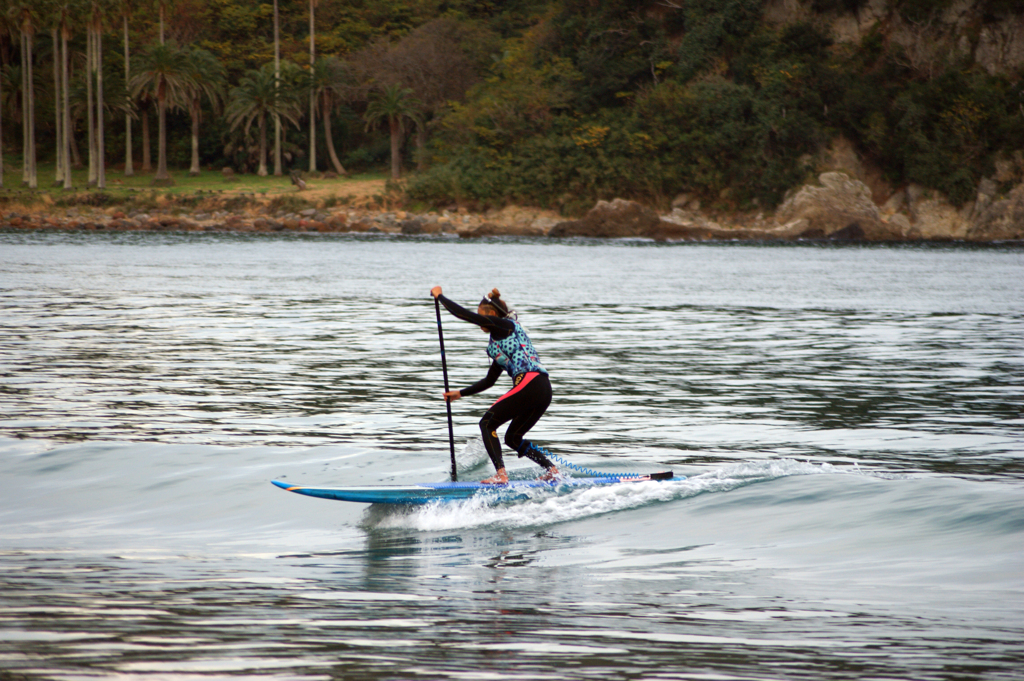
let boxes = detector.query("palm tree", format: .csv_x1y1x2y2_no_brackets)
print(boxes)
130,42,190,185
59,7,72,189
272,0,282,176
139,91,152,171
49,27,61,186
226,63,301,177
85,9,95,184
151,0,175,176
0,13,12,188
183,46,225,176
308,0,317,173
10,2,38,188
120,0,134,176
3,66,26,175
87,0,106,189
309,56,347,176
364,83,422,180
0,62,5,188
157,0,174,45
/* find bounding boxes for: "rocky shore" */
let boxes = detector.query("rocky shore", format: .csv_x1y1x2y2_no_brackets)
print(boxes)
2,171,1022,242
0,202,561,237
549,172,1024,243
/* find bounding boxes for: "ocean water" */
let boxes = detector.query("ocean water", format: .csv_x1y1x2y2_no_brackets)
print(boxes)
1,231,1022,680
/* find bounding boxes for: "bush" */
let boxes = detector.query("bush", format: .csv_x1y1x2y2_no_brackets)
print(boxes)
834,41,1024,206
343,142,390,174
53,192,124,208
408,2,1023,212
890,70,1022,205
266,195,316,213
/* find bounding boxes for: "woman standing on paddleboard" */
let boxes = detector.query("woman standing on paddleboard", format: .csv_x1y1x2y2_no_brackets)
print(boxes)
430,286,558,484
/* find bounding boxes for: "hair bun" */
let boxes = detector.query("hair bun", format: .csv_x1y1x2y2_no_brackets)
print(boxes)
489,288,501,300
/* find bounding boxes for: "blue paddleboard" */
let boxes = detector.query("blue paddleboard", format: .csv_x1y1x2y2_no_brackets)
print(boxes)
272,472,682,505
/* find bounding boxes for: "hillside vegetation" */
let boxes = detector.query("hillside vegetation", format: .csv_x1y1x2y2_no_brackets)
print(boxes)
2,0,1021,215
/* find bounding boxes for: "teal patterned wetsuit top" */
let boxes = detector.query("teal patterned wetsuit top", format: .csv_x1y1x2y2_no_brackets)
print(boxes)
487,321,547,379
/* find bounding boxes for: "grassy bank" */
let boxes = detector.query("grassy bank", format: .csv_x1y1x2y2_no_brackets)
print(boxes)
0,162,393,213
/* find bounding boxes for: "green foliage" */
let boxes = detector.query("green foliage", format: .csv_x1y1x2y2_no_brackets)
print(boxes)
4,0,1022,211
412,7,1023,212
130,42,192,111
226,62,303,135
363,84,421,134
553,0,675,110
828,28,1024,206
412,19,836,210
343,141,389,173
673,0,763,83
266,194,315,214
435,30,582,148
52,192,123,208
892,71,1022,205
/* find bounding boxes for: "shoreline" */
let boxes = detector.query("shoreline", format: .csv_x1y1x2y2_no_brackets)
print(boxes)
2,171,1022,243
3,204,1022,245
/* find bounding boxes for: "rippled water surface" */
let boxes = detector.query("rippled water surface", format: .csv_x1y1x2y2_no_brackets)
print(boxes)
1,231,1022,680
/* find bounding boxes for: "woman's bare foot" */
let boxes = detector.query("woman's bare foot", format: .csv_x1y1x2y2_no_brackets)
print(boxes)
481,469,508,484
537,467,559,481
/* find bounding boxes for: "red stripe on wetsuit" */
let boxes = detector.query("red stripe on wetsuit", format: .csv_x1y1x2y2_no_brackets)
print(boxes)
493,372,541,404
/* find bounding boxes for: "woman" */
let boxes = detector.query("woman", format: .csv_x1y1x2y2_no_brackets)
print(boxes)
430,286,559,484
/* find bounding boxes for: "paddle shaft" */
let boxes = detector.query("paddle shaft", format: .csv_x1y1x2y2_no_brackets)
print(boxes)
434,297,458,482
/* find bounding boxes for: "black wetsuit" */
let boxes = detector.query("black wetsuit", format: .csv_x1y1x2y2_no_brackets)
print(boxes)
437,295,554,472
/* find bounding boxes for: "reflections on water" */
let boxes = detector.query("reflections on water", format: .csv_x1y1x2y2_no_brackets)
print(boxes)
0,232,1022,680
3,475,1022,681
1,238,1021,478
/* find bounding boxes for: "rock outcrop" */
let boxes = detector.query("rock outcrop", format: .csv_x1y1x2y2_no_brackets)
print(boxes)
905,185,972,240
967,183,1024,241
459,205,560,238
548,199,661,238
775,172,888,239
4,179,1021,242
764,0,1024,75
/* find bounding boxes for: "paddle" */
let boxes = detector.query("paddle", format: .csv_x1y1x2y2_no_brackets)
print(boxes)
434,296,458,482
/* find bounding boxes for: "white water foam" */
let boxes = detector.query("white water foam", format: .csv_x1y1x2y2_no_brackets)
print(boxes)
362,458,872,532
454,437,490,475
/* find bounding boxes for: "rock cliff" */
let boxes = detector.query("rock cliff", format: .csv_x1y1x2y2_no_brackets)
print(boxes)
763,0,1024,76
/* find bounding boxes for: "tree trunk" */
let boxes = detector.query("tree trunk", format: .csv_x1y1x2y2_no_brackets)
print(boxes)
155,87,171,183
95,22,106,189
62,27,72,188
53,29,63,185
0,58,4,188
189,99,201,175
258,112,268,177
389,118,401,180
21,31,28,185
26,31,37,189
20,31,26,183
159,2,165,45
141,103,151,171
273,0,282,176
86,27,96,186
416,123,428,172
70,123,83,170
124,14,133,177
323,97,345,175
308,0,316,173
